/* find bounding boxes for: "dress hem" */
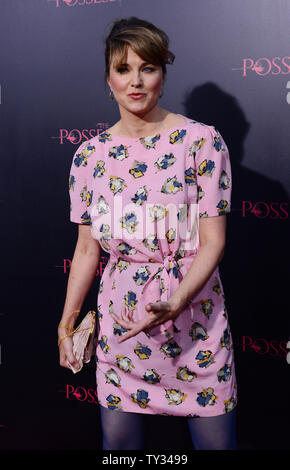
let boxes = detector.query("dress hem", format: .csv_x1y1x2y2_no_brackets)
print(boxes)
97,398,238,419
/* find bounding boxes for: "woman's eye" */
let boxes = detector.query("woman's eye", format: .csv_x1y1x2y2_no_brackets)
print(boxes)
117,67,155,73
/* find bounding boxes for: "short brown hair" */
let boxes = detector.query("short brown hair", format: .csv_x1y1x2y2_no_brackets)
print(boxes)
104,16,175,85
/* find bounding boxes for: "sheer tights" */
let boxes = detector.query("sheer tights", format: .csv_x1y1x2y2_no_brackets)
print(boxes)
99,404,237,450
99,405,145,450
187,407,237,450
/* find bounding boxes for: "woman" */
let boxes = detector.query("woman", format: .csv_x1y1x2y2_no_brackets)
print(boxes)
58,16,238,450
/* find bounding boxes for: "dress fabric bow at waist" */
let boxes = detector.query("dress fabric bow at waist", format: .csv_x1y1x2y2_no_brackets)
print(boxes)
109,250,196,345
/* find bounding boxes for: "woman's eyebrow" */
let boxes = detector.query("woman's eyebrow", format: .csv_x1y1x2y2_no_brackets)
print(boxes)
118,62,152,67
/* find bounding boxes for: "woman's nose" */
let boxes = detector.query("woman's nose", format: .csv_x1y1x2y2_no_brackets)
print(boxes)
130,73,143,87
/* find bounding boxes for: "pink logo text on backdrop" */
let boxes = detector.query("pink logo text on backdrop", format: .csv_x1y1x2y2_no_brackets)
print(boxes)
241,201,288,219
55,256,107,275
48,0,119,8
233,56,290,77
56,124,109,145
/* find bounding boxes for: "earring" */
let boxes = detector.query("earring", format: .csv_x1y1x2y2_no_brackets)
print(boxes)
109,89,114,100
159,90,163,98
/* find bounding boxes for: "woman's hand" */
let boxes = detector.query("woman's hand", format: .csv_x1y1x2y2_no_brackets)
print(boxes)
58,327,81,371
111,300,181,344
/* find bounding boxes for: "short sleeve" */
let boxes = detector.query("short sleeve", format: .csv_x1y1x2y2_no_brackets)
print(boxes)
195,124,232,218
68,140,93,225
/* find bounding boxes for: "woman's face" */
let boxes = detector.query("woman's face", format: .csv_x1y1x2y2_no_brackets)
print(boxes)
107,46,164,115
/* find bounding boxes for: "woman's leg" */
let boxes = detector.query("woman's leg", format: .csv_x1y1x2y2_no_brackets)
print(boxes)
186,407,237,450
99,404,145,450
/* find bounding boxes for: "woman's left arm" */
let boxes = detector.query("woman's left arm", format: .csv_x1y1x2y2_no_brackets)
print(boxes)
168,214,226,316
168,124,232,316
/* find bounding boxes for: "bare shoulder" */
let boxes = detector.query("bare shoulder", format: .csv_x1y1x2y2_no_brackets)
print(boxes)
166,113,188,126
106,122,121,134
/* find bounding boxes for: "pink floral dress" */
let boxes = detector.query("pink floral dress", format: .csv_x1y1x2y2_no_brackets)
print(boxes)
68,114,238,417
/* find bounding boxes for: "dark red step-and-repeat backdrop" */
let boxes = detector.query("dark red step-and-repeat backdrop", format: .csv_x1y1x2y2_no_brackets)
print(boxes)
0,0,289,451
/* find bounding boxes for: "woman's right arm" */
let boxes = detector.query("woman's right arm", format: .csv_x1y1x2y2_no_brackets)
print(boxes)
58,224,101,370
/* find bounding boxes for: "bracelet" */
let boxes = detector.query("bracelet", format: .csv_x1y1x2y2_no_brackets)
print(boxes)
58,326,93,347
58,309,81,332
58,323,75,332
58,331,74,347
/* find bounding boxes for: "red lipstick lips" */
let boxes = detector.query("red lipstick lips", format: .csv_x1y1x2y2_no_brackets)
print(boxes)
129,93,146,100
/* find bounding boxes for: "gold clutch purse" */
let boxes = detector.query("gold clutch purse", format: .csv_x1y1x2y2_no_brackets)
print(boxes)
65,310,97,374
